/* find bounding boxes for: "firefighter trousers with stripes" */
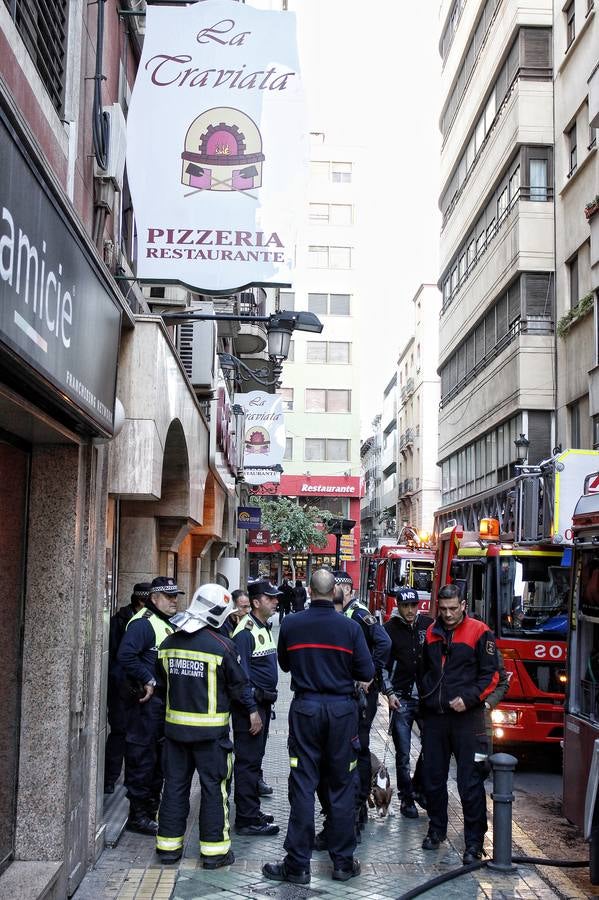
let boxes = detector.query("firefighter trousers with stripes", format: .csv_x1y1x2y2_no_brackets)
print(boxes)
156,735,233,859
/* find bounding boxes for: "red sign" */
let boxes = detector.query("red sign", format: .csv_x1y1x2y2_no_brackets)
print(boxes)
280,474,363,497
249,529,273,547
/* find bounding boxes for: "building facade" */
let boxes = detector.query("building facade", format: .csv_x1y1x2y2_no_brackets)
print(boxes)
553,0,599,449
360,415,383,550
436,0,556,527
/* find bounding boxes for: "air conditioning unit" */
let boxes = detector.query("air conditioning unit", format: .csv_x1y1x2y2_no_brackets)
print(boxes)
94,103,127,190
142,284,195,307
176,303,217,393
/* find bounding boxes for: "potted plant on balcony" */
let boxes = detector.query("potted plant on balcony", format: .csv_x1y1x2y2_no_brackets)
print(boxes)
585,195,599,221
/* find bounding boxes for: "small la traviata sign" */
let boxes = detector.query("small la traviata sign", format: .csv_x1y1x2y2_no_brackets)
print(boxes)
235,390,285,485
126,0,306,293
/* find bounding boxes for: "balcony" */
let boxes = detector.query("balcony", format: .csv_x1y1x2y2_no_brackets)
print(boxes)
400,427,415,454
398,478,415,497
381,439,397,474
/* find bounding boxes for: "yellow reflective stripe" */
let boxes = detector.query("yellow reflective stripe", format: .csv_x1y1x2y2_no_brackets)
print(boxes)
458,548,563,558
158,648,223,665
166,709,230,726
208,661,217,715
200,839,231,855
156,835,184,851
289,756,298,768
349,760,357,772
220,751,232,844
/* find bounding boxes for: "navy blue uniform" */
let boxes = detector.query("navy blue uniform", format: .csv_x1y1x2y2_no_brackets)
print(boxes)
117,605,173,816
104,603,136,789
344,599,391,808
232,614,278,826
277,600,374,875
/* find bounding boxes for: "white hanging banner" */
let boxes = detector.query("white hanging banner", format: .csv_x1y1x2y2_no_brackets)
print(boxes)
235,390,285,484
126,0,306,293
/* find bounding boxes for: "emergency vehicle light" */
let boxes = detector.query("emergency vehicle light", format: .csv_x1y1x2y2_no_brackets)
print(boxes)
479,518,500,540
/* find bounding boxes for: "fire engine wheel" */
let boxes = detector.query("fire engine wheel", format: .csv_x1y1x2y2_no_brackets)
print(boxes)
590,825,599,885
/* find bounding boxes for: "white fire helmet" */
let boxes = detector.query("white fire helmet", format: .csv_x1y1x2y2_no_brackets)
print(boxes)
170,584,234,634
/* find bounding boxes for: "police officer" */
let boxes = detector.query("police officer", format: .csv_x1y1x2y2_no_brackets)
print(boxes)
334,570,391,829
117,576,182,834
104,582,150,793
232,579,280,836
419,584,499,864
263,567,374,886
155,585,262,868
382,586,433,818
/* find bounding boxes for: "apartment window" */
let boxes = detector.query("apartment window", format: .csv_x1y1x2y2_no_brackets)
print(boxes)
509,166,521,200
306,341,350,364
568,254,579,308
287,340,295,362
328,341,350,363
306,342,327,363
497,187,508,220
327,439,350,461
306,438,349,461
567,124,577,176
309,203,329,222
278,388,294,411
332,162,352,183
305,389,351,413
566,0,575,48
6,0,68,112
308,293,328,314
308,246,329,268
284,437,293,460
280,291,295,310
529,158,548,200
305,438,325,460
329,246,352,268
570,401,581,449
329,293,351,315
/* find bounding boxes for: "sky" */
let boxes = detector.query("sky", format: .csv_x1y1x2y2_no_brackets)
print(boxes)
289,0,442,436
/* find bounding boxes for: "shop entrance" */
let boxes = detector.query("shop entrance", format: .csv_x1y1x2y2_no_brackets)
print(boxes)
0,439,28,873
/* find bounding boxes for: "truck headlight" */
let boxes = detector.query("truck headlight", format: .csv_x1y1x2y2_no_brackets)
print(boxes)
491,709,518,725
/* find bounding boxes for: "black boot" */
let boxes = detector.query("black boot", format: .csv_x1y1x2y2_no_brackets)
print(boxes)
127,803,158,835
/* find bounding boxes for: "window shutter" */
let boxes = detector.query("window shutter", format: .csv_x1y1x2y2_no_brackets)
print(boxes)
508,279,521,323
485,306,496,353
496,295,508,339
524,273,553,317
466,334,475,373
527,411,551,466
521,28,552,70
475,323,485,363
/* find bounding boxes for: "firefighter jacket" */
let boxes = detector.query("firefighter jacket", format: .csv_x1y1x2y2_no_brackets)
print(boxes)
233,613,278,697
383,611,434,699
157,626,256,742
419,614,499,714
278,599,374,695
344,598,392,683
117,602,174,689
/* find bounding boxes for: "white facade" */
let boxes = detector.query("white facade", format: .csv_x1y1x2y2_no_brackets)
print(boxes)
279,136,362,478
553,0,599,450
397,285,442,531
437,0,556,514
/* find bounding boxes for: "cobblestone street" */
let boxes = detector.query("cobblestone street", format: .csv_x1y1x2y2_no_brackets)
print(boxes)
74,624,591,900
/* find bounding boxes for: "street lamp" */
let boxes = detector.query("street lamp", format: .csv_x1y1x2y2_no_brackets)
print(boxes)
161,308,323,388
514,433,530,465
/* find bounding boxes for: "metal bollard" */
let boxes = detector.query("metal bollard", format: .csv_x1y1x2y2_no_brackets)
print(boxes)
487,752,518,873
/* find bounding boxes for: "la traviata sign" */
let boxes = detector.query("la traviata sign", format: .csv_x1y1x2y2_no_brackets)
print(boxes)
126,0,306,292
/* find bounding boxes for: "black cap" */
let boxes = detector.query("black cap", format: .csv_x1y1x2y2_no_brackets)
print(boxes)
132,582,152,601
248,579,281,599
333,570,353,586
150,576,184,596
395,586,419,604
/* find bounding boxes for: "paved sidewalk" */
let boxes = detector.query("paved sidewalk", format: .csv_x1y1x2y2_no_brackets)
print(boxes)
75,625,589,900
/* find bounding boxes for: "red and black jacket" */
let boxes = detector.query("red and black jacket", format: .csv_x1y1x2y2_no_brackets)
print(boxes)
419,614,499,713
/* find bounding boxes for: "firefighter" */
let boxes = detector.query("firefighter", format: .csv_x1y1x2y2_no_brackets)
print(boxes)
232,579,281,835
262,567,374,885
155,584,262,867
334,570,391,829
419,584,500,864
117,576,182,834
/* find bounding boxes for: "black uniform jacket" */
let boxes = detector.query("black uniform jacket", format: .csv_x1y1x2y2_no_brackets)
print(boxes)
157,626,256,742
278,599,374,695
419,614,499,714
383,612,434,699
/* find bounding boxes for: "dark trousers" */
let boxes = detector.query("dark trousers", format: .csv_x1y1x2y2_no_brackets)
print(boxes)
421,707,489,848
104,684,130,787
284,696,359,873
233,703,271,825
157,735,234,860
356,688,378,806
390,697,420,799
124,695,164,812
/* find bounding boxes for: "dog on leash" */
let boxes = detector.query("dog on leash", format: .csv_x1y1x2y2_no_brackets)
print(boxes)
367,751,394,817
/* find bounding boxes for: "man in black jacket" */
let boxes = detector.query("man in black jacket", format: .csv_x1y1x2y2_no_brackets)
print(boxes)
419,584,499,864
156,584,262,868
383,586,433,818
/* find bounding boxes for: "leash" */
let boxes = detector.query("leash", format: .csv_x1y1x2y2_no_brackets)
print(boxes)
380,709,395,769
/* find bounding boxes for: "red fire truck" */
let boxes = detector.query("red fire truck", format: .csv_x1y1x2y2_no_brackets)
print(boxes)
433,449,599,748
359,527,435,621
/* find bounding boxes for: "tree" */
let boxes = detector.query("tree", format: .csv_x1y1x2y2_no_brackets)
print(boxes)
255,497,332,583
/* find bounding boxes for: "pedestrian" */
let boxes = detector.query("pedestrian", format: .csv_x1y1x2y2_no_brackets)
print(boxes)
262,566,374,885
382,586,433,818
333,570,391,833
277,577,294,621
419,584,500,864
117,575,183,834
155,585,263,868
232,579,281,835
219,588,251,638
104,582,150,794
292,578,307,612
